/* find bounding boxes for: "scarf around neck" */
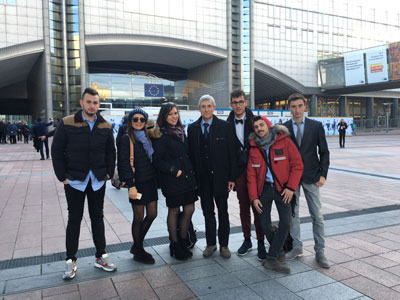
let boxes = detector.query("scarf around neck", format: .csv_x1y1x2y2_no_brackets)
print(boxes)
167,125,185,142
134,130,154,162
254,127,277,151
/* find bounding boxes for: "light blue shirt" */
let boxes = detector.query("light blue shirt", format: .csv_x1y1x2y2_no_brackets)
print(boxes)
201,117,213,134
292,117,305,139
265,149,274,183
67,112,105,192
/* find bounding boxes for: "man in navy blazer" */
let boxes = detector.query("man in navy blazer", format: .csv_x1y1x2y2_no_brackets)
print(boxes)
283,93,330,268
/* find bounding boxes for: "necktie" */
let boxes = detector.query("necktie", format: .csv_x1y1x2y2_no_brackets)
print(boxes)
295,122,302,147
235,119,243,124
203,123,209,138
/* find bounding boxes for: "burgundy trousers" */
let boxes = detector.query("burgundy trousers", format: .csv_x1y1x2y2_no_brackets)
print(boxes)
236,170,264,241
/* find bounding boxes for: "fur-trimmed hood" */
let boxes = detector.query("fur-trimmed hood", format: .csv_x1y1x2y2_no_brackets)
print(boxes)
146,119,162,139
249,124,290,142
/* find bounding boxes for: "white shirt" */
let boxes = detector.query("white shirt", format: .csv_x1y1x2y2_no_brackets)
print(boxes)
234,114,246,147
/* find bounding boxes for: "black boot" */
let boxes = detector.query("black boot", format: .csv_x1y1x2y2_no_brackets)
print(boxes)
133,247,155,264
180,238,193,258
170,242,188,261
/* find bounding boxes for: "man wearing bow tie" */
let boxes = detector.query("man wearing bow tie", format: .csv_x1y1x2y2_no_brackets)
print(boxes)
227,89,266,260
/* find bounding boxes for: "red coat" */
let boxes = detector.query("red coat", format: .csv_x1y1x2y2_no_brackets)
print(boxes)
247,125,304,202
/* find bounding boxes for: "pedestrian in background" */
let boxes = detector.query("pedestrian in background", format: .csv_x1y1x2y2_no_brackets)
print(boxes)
338,119,348,148
7,122,17,144
32,117,53,160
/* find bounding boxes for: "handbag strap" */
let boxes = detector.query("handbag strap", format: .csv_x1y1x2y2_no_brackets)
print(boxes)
129,136,135,173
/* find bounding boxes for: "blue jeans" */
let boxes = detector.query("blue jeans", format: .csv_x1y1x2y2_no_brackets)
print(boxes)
290,181,325,253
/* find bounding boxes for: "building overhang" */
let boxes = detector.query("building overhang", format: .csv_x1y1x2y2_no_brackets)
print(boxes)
85,34,227,70
0,40,44,89
254,60,320,103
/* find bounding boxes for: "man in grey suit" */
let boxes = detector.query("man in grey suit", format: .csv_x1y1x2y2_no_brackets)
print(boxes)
284,93,330,268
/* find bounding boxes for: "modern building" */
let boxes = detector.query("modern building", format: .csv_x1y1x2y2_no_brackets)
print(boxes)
0,0,400,127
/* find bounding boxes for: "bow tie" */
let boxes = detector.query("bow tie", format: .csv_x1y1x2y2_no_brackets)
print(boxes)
235,119,243,124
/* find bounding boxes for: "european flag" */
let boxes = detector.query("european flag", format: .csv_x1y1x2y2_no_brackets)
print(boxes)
144,84,164,97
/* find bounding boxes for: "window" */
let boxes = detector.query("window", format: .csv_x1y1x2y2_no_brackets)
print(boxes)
6,0,16,4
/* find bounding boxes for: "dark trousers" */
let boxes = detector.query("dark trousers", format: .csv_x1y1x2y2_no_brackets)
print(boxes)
10,135,17,144
64,182,106,261
17,131,22,141
0,133,5,143
258,184,292,260
23,134,29,143
236,170,264,241
339,132,345,148
39,138,49,159
200,175,230,247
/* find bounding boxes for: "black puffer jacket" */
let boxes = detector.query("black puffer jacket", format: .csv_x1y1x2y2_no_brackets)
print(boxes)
51,110,116,182
117,133,157,187
153,127,197,198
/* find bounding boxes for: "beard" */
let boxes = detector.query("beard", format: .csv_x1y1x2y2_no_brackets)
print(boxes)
84,110,95,117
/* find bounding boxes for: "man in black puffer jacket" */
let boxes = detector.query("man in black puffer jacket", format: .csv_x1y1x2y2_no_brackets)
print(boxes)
51,87,117,280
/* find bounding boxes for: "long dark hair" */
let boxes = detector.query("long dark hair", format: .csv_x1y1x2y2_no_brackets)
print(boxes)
127,115,150,145
157,103,184,133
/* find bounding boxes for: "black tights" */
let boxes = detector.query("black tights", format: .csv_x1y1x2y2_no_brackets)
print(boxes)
167,203,195,243
131,201,157,248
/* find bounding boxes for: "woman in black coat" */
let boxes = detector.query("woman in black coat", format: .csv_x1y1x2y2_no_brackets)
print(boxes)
117,108,159,264
153,103,198,260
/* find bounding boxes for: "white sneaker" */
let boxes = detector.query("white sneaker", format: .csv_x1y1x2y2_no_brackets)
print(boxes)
94,254,117,272
63,259,77,280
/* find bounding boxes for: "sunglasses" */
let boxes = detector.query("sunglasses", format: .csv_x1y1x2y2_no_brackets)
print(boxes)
132,117,146,123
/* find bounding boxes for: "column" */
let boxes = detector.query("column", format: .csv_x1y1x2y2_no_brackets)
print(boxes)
366,97,374,128
392,98,399,127
339,96,348,117
309,95,317,117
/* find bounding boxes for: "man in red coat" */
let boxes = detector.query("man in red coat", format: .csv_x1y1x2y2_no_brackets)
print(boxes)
247,116,303,274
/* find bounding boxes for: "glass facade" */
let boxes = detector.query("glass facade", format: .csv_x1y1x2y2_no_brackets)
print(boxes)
49,0,65,120
87,73,189,108
49,0,82,119
242,0,251,97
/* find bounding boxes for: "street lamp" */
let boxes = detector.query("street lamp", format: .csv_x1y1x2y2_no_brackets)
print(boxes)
383,103,392,133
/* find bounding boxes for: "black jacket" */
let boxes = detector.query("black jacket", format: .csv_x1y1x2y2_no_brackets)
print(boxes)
188,116,237,197
284,117,330,184
117,134,156,187
51,110,116,182
0,121,6,134
226,108,254,177
32,121,53,137
153,127,197,198
338,122,348,133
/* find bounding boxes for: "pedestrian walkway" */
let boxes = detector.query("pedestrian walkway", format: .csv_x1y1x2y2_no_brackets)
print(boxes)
0,134,399,299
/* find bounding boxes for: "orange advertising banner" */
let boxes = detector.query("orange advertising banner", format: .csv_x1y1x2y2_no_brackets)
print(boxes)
388,42,400,81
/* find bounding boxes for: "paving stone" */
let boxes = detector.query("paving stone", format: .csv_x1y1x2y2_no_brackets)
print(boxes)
360,255,400,269
342,276,400,300
275,270,335,293
154,282,195,300
110,271,143,283
325,238,352,250
174,262,228,282
185,273,244,297
43,291,80,300
142,266,181,289
4,272,63,294
374,240,400,251
114,277,158,300
232,267,272,285
284,259,313,274
0,265,41,281
249,279,302,300
3,290,41,300
296,282,362,300
380,251,400,263
338,238,388,254
79,278,118,300
199,286,263,300
42,284,78,297
170,258,215,271
216,256,254,272
323,248,355,264
338,247,374,259
318,264,358,281
341,259,400,287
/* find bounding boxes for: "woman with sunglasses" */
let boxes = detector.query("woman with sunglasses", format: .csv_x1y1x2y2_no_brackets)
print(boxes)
117,108,160,264
153,103,198,260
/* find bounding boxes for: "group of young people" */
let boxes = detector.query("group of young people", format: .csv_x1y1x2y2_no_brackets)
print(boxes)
51,87,330,280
